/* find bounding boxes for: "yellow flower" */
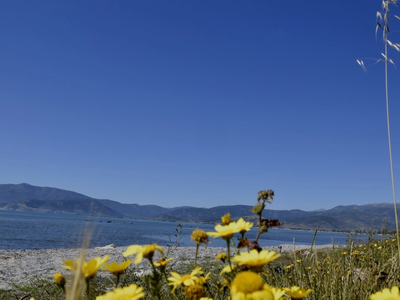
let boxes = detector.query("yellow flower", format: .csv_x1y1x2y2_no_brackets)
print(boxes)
53,272,65,287
353,250,361,257
183,281,206,300
123,244,163,264
96,283,145,300
296,259,301,263
221,213,231,225
283,286,313,299
152,257,173,269
207,221,241,240
191,228,210,247
62,256,110,280
214,253,227,263
220,265,234,276
370,286,400,300
196,272,212,284
230,271,285,300
233,249,281,271
168,266,203,293
286,264,294,271
102,260,133,276
235,218,253,234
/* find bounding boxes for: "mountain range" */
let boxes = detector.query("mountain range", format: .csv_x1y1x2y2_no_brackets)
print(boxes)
0,183,397,232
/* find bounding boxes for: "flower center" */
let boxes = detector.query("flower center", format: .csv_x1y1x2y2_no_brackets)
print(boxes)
142,245,155,259
232,271,264,294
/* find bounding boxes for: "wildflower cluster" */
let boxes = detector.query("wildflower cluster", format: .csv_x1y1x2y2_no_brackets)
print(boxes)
22,189,400,300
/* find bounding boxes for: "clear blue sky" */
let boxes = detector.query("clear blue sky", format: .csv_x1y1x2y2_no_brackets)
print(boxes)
1,0,400,211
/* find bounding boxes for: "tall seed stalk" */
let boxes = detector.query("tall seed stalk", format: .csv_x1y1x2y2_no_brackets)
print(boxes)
380,0,400,263
359,0,400,262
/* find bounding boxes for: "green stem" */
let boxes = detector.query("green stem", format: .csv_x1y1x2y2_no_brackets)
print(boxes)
149,258,158,279
148,258,161,300
115,275,120,288
220,287,226,300
86,279,90,300
255,201,264,242
226,239,233,270
194,243,199,266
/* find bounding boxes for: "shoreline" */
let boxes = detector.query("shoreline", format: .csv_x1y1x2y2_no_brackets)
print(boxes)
0,244,335,291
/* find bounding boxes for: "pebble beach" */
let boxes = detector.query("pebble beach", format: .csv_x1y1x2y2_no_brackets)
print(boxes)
0,244,334,290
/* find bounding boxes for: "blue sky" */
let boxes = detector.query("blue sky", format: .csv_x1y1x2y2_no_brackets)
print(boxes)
1,0,400,211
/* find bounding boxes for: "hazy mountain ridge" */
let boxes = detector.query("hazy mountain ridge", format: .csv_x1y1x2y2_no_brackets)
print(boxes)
0,198,124,218
0,183,92,203
0,183,397,231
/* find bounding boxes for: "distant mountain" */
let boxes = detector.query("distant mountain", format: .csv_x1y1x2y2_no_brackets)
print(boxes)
96,199,170,218
280,203,400,231
0,183,91,203
0,183,398,231
0,198,123,218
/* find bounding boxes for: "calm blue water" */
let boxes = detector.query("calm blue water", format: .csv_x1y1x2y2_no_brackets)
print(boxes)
0,210,352,250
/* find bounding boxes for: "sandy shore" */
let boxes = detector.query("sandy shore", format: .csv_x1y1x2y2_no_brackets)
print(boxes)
0,244,334,290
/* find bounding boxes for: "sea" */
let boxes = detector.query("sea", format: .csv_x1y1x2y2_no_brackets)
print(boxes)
0,210,355,250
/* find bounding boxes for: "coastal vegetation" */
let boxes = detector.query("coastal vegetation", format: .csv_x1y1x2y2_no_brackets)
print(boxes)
2,189,400,300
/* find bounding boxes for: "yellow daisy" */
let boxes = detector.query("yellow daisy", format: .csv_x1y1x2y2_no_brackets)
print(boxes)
214,253,227,262
235,218,253,234
123,244,163,264
230,271,285,300
168,266,203,293
152,257,173,268
283,286,313,299
62,256,110,280
96,283,145,300
220,265,234,276
370,286,400,300
183,281,206,300
221,213,231,225
233,249,281,271
196,272,212,284
53,272,65,287
207,221,241,240
102,260,133,276
191,228,210,247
